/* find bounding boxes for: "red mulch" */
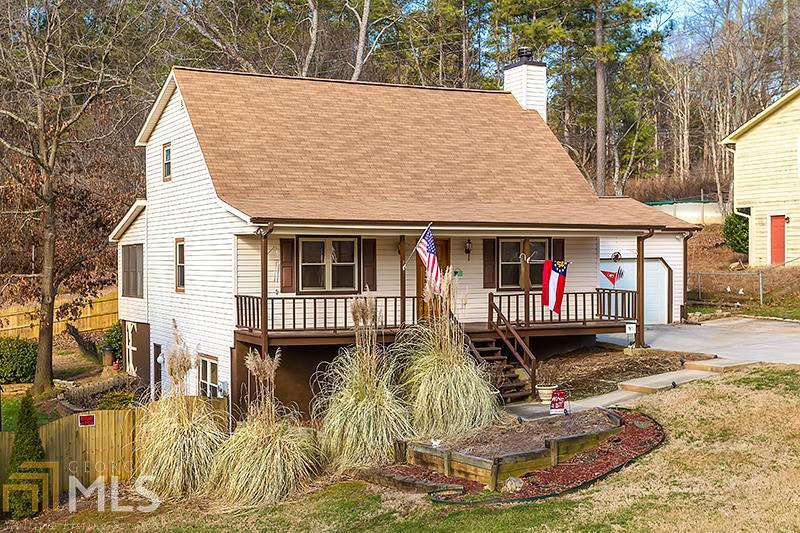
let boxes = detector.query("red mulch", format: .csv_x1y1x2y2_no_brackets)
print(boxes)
385,410,664,503
511,410,664,500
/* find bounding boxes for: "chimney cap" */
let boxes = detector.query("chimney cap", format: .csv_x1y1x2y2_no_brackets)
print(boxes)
503,49,546,70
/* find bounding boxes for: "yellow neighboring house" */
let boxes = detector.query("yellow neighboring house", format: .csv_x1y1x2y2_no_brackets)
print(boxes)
723,86,800,267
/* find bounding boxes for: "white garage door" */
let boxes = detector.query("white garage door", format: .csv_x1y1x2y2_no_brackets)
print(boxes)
598,258,669,324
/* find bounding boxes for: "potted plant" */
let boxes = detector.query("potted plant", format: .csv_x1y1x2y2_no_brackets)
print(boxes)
534,362,561,404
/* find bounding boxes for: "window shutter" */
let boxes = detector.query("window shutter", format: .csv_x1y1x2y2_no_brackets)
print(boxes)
362,239,377,291
280,239,296,293
553,239,565,261
483,239,496,288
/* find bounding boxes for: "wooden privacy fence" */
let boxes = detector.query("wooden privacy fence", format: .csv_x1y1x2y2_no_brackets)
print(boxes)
0,292,118,339
0,397,227,492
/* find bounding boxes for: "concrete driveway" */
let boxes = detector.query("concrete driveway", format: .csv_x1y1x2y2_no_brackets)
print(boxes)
600,317,800,364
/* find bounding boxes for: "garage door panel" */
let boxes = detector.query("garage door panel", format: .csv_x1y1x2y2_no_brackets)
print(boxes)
599,259,669,325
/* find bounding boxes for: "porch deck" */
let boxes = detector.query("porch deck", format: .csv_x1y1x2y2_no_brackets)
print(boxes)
234,289,636,346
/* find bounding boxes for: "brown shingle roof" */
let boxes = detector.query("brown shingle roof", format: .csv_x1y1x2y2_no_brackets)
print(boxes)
170,67,694,231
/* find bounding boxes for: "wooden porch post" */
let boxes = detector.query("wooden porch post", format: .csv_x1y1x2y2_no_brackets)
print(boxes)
522,238,531,324
635,230,654,347
259,223,274,356
399,235,406,325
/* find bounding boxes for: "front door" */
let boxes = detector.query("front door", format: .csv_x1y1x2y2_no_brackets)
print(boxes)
770,215,786,265
416,238,450,317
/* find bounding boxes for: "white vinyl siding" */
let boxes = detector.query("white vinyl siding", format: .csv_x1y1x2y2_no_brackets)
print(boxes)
599,232,685,322
122,86,251,396
235,235,600,327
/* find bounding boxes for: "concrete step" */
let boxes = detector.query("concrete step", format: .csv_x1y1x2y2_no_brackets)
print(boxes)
572,390,643,409
618,369,716,394
684,358,756,373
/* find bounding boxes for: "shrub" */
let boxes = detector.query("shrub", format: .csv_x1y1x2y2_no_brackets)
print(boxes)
313,297,411,471
722,213,749,254
136,324,228,499
97,390,136,410
395,269,499,437
0,337,37,384
209,348,319,508
103,321,123,359
6,394,46,519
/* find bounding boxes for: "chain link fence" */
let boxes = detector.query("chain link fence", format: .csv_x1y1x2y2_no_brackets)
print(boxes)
688,258,800,306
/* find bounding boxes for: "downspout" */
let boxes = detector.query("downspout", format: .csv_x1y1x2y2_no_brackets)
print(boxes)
681,231,696,322
257,222,275,357
635,229,655,348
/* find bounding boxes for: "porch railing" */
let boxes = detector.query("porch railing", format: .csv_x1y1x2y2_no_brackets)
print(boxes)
235,295,419,332
489,288,637,326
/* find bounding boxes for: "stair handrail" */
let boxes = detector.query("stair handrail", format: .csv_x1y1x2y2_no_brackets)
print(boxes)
488,293,535,383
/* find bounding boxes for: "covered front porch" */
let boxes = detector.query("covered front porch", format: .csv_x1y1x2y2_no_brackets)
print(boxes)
234,288,637,346
232,227,653,350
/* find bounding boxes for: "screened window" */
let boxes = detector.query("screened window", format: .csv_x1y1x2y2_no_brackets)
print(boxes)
498,238,549,288
162,143,172,180
121,244,143,298
298,238,358,292
175,239,185,291
199,356,218,398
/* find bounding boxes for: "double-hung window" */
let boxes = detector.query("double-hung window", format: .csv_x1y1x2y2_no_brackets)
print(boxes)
299,238,358,292
121,244,144,298
162,143,172,181
498,238,549,288
175,238,185,292
198,356,218,397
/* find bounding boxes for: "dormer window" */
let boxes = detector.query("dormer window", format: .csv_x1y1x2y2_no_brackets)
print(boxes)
162,143,172,181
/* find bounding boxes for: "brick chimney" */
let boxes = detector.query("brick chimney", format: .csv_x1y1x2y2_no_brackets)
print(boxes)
503,47,547,122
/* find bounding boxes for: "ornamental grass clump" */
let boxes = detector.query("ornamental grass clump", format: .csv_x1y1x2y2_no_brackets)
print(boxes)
135,322,228,500
396,268,499,437
208,347,320,508
313,295,411,471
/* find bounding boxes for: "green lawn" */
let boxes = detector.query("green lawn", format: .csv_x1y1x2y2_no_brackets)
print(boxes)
39,363,800,532
0,396,58,432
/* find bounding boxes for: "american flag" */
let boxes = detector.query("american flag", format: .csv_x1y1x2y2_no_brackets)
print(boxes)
415,226,442,295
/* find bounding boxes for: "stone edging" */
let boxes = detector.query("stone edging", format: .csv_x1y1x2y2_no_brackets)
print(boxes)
738,314,800,324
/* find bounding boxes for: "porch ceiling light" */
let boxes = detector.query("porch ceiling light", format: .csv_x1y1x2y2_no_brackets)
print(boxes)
465,239,473,260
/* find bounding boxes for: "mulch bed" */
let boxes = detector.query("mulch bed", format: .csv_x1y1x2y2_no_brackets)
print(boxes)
437,409,616,457
543,345,713,400
381,410,664,504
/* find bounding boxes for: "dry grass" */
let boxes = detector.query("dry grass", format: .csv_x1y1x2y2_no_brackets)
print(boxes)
208,348,320,508
395,269,499,438
135,323,229,500
44,364,800,532
313,296,411,471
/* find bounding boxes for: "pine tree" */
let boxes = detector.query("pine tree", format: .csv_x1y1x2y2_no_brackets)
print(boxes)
6,393,45,520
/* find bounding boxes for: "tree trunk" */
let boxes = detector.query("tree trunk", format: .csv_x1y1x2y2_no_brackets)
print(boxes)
301,0,319,77
782,0,790,91
32,174,55,394
594,0,607,196
351,0,371,81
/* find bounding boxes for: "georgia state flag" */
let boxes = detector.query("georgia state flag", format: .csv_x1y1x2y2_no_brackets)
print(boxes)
542,260,570,315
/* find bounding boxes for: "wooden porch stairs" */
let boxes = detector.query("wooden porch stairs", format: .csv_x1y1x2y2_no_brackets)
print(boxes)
466,335,532,403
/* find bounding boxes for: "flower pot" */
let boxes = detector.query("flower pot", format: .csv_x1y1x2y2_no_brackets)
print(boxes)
102,347,114,367
535,384,558,404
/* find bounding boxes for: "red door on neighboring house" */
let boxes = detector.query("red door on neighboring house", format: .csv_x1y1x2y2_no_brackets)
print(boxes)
770,215,786,265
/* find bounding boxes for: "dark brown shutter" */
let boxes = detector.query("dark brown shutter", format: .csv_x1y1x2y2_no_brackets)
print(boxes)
280,239,296,293
483,238,496,288
362,239,377,291
553,239,565,261
153,344,162,385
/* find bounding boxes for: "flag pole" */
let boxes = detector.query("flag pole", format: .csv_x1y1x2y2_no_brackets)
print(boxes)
401,222,433,271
